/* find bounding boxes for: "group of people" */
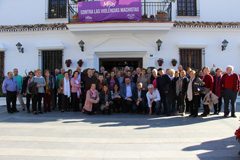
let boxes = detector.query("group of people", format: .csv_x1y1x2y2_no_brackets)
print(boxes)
2,64,239,118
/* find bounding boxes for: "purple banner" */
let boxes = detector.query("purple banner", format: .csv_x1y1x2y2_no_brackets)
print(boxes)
78,0,142,22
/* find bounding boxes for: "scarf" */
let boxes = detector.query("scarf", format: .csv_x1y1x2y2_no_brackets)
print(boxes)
90,89,97,98
45,77,52,95
187,78,193,101
74,78,81,98
64,78,71,98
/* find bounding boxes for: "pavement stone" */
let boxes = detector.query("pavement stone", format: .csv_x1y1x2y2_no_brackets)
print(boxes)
0,104,239,160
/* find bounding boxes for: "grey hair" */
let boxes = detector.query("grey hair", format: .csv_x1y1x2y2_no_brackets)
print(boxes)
55,69,60,72
227,65,234,72
147,84,154,89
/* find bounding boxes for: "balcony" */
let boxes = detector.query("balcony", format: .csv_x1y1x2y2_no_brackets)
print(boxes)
68,1,172,23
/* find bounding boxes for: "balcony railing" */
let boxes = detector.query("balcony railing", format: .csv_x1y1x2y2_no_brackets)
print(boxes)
68,1,172,23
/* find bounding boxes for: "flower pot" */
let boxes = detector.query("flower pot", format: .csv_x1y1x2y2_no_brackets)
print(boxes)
72,15,79,20
78,64,82,67
66,64,71,67
158,62,163,66
156,13,168,19
172,63,176,67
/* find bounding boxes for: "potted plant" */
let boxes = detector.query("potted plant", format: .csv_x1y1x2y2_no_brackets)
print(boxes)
157,58,164,66
235,127,240,155
156,11,168,19
72,13,78,20
171,59,177,66
65,59,72,67
142,14,148,19
72,0,86,4
77,59,84,67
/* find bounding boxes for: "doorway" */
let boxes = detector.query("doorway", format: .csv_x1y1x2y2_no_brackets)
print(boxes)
99,58,143,72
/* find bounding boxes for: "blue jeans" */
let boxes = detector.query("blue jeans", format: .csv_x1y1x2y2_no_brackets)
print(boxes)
134,100,147,112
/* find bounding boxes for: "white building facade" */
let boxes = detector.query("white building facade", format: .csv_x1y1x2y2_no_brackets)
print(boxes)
0,0,240,75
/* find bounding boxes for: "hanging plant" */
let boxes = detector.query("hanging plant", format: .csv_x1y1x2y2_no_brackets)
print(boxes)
65,59,72,67
171,59,177,66
157,58,164,66
77,59,84,67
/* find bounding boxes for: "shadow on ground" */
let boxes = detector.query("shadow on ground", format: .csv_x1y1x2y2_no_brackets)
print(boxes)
183,136,239,160
0,104,238,130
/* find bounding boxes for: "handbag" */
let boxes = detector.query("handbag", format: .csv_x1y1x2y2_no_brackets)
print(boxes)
57,88,63,94
197,86,205,93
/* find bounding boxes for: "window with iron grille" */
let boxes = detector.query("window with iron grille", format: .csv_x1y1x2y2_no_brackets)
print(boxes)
0,52,4,77
177,0,197,16
42,50,62,75
179,49,202,72
48,0,67,18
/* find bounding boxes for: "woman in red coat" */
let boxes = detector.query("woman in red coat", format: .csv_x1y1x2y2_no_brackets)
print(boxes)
201,66,214,117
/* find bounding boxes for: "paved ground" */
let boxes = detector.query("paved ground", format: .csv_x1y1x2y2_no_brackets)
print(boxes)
0,104,239,160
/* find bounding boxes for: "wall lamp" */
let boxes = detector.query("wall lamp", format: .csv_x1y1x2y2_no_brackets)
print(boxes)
16,42,24,53
156,39,163,51
78,40,85,52
222,39,228,51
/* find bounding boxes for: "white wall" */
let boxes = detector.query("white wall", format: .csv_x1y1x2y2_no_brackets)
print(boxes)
0,27,240,76
0,0,67,25
172,0,240,22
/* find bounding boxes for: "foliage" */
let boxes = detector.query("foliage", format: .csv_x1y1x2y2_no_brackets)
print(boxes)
72,0,87,4
83,68,90,74
77,59,84,65
210,70,216,76
171,59,177,64
65,59,72,65
157,58,164,63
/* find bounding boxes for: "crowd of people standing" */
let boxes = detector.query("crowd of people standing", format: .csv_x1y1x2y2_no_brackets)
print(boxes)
2,64,239,118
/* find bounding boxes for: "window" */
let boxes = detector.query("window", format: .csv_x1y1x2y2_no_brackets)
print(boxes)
179,49,202,72
177,0,197,16
0,52,4,77
42,50,62,75
48,0,67,18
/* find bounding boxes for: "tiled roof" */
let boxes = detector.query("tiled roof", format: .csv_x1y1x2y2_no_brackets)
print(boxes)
173,21,240,28
0,23,68,32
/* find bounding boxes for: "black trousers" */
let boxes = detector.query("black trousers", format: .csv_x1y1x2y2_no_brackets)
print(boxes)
51,89,57,109
223,89,238,116
6,91,17,113
58,93,62,109
189,95,200,117
62,94,70,111
84,103,100,115
32,93,43,112
26,93,32,111
177,93,186,113
71,93,80,111
112,98,122,112
123,99,134,113
214,97,222,113
160,91,168,114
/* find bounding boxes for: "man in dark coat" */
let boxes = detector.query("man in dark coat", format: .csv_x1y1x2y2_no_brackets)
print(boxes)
156,68,171,115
